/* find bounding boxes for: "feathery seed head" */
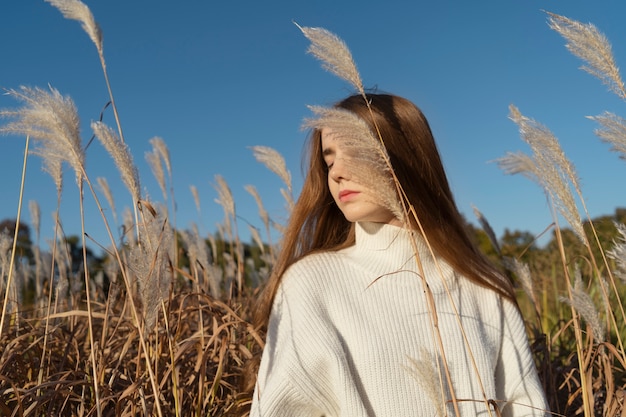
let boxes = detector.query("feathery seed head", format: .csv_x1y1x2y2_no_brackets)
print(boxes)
29,200,41,242
91,121,141,203
245,184,269,227
1,86,84,185
560,267,605,343
213,175,235,219
303,105,403,221
472,205,501,256
588,112,626,161
149,136,172,178
146,149,167,200
503,257,536,305
250,146,292,193
296,23,364,95
45,0,103,54
190,185,201,213
0,228,12,275
97,177,117,220
607,222,626,284
547,12,625,99
504,105,586,244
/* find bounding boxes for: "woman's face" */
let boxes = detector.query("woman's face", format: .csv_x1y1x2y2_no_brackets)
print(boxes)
321,128,399,225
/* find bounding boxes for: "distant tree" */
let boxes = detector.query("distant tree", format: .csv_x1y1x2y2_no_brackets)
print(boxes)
0,218,33,262
500,228,538,261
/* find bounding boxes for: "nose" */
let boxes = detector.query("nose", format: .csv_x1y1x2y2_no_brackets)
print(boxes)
329,157,349,182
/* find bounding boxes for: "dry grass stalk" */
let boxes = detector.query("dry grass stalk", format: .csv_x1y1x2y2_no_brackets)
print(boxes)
530,14,626,350
130,205,174,334
147,137,179,267
0,134,30,343
0,293,263,415
212,175,245,295
295,23,364,96
547,12,626,100
46,0,127,148
29,200,45,306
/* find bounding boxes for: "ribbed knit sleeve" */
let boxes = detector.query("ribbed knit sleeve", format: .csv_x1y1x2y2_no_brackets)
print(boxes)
496,300,549,417
251,259,373,417
251,269,334,417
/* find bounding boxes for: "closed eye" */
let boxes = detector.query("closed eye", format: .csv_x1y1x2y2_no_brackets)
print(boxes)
322,148,335,169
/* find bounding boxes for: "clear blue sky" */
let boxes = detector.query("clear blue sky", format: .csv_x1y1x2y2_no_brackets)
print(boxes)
1,0,625,253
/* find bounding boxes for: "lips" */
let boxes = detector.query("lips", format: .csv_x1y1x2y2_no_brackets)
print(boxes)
338,189,359,202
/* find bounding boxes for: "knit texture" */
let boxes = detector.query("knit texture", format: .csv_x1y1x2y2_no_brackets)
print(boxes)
251,222,549,416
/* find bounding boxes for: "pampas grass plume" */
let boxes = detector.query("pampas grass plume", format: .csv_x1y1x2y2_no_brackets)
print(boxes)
0,229,12,292
1,86,84,185
303,105,403,221
213,174,235,220
547,12,625,99
29,200,41,242
248,225,265,255
245,184,269,228
97,176,117,224
607,222,626,284
587,111,626,161
472,205,501,256
45,0,103,54
559,267,606,343
91,121,141,203
190,185,201,213
504,105,586,244
250,146,292,194
149,136,172,179
146,148,167,200
407,350,445,417
296,23,364,95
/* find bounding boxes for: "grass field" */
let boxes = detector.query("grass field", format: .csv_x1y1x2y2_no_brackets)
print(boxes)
1,1,626,416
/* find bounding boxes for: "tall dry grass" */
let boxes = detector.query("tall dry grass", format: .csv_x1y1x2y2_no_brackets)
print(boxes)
0,3,624,417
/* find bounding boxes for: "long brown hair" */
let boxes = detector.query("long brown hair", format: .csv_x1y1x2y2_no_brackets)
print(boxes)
256,93,515,325
241,93,516,399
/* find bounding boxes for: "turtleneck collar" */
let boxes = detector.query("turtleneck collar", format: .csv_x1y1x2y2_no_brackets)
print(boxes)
351,222,456,291
355,221,431,258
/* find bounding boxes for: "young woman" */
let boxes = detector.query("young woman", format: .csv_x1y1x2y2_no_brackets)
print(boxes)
249,93,548,416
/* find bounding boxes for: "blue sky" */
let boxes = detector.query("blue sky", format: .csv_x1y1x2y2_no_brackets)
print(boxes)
1,0,625,253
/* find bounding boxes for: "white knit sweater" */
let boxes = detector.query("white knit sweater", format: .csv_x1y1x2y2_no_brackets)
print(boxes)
251,222,548,416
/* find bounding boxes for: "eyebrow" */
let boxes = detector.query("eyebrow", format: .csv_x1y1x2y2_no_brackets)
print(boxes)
322,148,335,157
